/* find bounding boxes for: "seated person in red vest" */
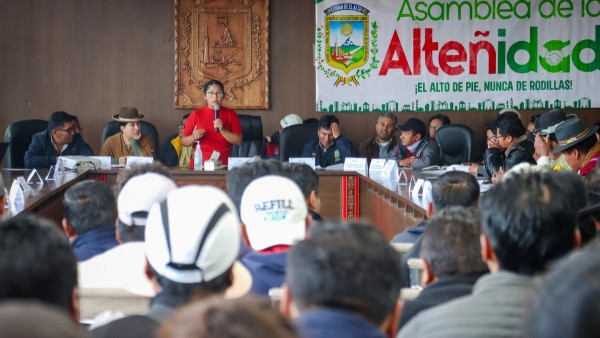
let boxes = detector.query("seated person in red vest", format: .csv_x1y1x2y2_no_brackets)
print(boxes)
358,112,399,165
240,175,310,297
398,207,488,329
552,117,600,176
100,106,155,165
395,118,441,170
302,114,354,168
265,113,304,158
25,111,94,168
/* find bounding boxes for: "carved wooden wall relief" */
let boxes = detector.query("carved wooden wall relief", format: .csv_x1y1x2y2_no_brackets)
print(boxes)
175,0,269,109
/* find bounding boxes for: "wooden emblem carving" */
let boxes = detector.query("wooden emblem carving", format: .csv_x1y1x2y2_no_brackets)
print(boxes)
175,0,269,109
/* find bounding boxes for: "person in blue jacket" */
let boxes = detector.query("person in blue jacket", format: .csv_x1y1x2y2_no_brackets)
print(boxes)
25,111,93,168
302,114,353,168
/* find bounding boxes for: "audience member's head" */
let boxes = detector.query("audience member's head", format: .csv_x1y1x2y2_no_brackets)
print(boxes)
0,301,90,338
226,159,290,214
48,111,77,146
286,162,321,214
145,185,241,300
397,118,427,147
527,240,600,338
552,117,599,173
117,173,177,243
113,162,173,197
0,216,78,319
284,221,401,334
430,171,480,214
428,114,450,139
158,295,298,338
375,113,398,143
62,180,116,236
241,175,309,251
480,171,580,275
420,207,488,285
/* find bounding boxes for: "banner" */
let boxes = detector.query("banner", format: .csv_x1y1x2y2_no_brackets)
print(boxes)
315,0,599,112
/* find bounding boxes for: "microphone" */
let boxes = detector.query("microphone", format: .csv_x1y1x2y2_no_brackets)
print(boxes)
214,105,220,132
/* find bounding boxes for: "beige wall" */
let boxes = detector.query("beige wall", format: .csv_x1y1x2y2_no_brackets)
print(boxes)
1,0,598,156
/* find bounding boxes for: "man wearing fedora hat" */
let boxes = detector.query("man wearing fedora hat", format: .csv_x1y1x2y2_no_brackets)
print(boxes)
533,109,572,172
552,117,600,176
100,107,155,164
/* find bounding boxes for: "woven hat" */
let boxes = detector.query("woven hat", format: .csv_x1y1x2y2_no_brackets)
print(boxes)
552,118,599,154
145,185,241,284
240,176,308,251
113,107,145,122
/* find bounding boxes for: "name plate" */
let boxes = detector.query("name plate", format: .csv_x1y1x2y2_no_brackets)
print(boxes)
380,160,399,181
90,156,112,170
228,157,255,170
289,157,316,170
126,156,153,169
343,157,368,176
368,159,386,179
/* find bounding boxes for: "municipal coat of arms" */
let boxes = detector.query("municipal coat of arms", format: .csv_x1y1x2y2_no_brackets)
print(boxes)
316,4,379,86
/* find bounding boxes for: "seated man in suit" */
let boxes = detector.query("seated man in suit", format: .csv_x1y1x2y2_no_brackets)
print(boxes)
281,221,402,338
358,112,399,165
398,207,488,329
24,111,94,168
398,170,582,338
100,106,155,165
395,118,441,170
159,113,192,168
302,114,353,168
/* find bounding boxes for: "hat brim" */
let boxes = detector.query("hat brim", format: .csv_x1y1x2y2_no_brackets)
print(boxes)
552,125,599,154
112,113,146,122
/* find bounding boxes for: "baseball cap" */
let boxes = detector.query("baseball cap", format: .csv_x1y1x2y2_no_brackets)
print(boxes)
396,118,427,137
145,185,241,284
241,176,308,251
117,173,177,226
280,114,303,129
538,109,573,136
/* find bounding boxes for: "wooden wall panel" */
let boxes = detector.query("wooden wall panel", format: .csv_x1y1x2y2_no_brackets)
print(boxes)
1,0,598,158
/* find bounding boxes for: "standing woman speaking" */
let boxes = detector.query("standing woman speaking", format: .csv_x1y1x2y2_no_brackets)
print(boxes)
182,80,242,167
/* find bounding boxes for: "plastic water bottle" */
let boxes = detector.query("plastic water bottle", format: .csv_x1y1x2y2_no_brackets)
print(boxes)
194,141,202,171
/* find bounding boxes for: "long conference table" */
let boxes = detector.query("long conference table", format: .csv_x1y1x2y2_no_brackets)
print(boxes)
3,167,429,240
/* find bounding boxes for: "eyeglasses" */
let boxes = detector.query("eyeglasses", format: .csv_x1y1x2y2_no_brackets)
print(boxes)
429,125,442,131
206,91,224,97
56,126,76,134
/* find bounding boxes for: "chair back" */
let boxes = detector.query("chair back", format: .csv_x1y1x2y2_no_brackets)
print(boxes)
101,121,160,157
434,124,481,165
3,119,48,168
231,114,263,158
278,122,318,162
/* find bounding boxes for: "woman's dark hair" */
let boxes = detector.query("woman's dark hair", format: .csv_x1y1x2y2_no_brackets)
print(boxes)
203,80,225,93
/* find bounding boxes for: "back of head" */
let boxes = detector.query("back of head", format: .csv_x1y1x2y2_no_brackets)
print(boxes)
318,114,339,129
287,221,401,326
495,111,526,138
145,186,240,296
432,171,480,210
47,111,72,131
158,295,297,338
0,301,89,338
63,180,116,234
527,240,600,338
286,162,319,199
0,216,77,314
480,171,578,275
241,175,308,250
421,207,488,278
113,162,173,197
117,172,177,242
226,159,290,213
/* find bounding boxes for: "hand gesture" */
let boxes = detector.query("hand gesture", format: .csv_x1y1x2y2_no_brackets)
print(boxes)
192,126,205,140
330,122,341,139
534,134,551,157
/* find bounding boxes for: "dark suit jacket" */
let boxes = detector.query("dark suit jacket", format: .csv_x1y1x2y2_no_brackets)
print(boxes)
25,130,93,168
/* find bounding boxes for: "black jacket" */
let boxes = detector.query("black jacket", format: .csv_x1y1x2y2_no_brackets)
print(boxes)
484,135,535,176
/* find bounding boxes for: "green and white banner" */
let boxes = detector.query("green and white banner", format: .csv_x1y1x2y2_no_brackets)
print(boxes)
314,0,599,112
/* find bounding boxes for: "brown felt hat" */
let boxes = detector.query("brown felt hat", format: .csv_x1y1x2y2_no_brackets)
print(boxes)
112,106,145,122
